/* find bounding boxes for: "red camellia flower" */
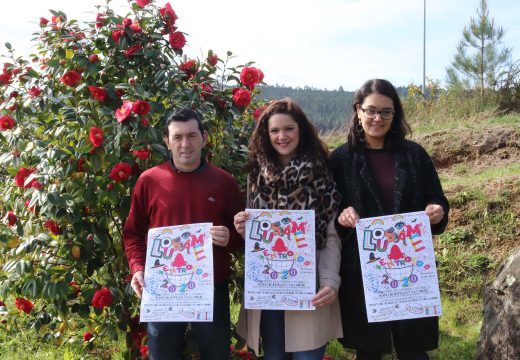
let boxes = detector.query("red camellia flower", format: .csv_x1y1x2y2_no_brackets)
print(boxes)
253,105,267,121
77,157,85,172
112,28,126,43
7,211,17,227
232,88,252,108
140,345,149,358
169,32,186,50
39,17,49,26
132,100,151,116
89,127,104,148
15,298,34,314
122,18,132,27
83,331,93,342
133,148,151,160
135,0,151,7
199,83,213,99
60,70,81,87
88,86,108,102
14,167,36,188
95,13,105,29
110,163,132,182
141,118,150,127
88,54,99,63
44,219,62,235
0,72,12,85
31,180,43,190
115,102,134,123
25,199,35,213
0,115,15,131
130,21,142,33
207,53,218,66
160,3,178,27
257,68,265,82
92,287,113,309
179,59,197,77
28,86,42,97
115,89,125,98
240,67,261,88
125,44,143,57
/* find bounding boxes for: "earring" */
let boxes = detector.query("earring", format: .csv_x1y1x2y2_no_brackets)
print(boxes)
356,122,364,134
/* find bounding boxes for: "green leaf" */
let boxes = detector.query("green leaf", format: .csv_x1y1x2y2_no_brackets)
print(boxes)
5,42,12,50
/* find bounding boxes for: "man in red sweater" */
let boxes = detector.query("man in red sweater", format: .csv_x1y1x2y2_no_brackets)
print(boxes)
123,108,244,360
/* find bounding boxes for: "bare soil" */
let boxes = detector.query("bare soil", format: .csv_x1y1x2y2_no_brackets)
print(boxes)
415,124,520,171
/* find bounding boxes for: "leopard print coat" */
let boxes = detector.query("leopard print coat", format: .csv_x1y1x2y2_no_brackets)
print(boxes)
249,155,340,249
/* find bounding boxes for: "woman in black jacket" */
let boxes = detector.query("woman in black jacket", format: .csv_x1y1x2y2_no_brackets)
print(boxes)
330,79,449,360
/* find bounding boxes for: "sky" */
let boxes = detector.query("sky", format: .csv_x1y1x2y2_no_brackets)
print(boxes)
1,0,519,91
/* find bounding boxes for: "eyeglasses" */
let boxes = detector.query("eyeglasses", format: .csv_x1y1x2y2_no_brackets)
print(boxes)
359,107,395,120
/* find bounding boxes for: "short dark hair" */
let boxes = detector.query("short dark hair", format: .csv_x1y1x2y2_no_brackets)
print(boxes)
347,79,411,150
164,108,205,137
247,98,329,172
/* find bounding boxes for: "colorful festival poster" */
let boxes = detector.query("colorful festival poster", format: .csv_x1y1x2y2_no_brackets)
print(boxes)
244,209,316,310
139,223,214,322
356,211,442,322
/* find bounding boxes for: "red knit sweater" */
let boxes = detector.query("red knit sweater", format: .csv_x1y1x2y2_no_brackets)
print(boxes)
123,161,244,284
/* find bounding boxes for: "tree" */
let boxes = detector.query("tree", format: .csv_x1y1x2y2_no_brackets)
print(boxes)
0,1,264,358
446,0,512,97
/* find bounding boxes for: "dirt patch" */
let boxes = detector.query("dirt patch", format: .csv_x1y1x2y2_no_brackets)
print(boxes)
414,124,520,170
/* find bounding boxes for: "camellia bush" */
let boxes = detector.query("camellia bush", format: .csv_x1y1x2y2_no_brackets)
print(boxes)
0,0,264,358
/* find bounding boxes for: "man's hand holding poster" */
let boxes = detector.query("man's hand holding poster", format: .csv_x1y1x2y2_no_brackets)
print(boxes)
355,211,442,322
244,209,316,310
140,223,214,322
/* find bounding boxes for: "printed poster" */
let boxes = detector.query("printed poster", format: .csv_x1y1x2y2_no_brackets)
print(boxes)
244,209,316,310
356,211,442,322
140,223,214,322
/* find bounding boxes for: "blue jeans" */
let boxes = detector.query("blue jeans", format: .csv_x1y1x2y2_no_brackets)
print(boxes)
260,310,327,360
147,281,230,360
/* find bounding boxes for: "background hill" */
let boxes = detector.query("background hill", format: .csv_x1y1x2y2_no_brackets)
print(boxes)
258,85,408,131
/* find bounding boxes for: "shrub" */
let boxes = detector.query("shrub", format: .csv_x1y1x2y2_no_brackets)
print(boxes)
0,1,264,358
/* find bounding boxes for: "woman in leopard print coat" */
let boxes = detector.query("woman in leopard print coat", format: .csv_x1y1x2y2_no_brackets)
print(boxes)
234,99,343,359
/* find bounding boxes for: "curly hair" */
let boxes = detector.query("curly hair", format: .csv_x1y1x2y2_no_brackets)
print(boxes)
246,98,329,172
347,79,411,150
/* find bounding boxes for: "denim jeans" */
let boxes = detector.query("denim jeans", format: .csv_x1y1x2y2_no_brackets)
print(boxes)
260,310,327,360
147,281,230,360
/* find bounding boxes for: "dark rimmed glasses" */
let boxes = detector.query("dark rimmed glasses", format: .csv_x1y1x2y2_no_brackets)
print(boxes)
360,107,395,120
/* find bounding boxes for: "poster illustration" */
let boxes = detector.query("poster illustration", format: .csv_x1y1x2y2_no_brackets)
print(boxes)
356,211,442,322
140,223,214,322
244,209,316,310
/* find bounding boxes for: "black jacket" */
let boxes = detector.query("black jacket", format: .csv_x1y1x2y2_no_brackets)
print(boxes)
330,140,449,353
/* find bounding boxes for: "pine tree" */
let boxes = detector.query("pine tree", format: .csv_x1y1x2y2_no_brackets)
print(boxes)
446,0,512,97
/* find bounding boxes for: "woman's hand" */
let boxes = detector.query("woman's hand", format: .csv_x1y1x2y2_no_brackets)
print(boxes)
338,206,359,228
425,204,444,225
233,211,249,238
312,286,337,308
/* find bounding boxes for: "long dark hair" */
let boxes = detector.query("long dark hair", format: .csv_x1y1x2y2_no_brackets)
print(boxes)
246,98,329,172
347,79,411,150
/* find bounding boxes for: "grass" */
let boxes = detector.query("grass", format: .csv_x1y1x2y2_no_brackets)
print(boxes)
0,295,482,360
440,163,520,188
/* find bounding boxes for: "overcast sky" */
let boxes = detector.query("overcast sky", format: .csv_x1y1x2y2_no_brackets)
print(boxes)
1,0,519,91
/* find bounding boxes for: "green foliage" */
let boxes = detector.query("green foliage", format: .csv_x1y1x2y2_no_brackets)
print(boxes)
402,79,500,131
446,0,514,96
259,85,353,131
0,1,264,358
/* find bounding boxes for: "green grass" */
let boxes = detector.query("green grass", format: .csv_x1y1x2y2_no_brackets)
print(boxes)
440,163,520,188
